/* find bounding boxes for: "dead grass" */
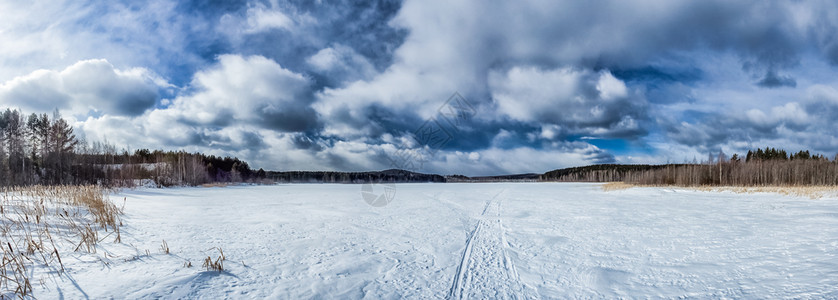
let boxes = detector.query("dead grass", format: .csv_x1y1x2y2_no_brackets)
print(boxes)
202,247,225,272
601,182,636,191
0,185,122,298
602,182,838,199
693,185,838,199
200,182,232,188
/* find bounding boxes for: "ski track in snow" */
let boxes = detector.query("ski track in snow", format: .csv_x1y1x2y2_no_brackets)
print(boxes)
448,189,537,299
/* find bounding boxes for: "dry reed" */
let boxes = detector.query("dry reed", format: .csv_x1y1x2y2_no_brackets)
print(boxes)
601,182,635,191
202,247,225,272
602,182,838,199
160,240,169,255
0,185,122,298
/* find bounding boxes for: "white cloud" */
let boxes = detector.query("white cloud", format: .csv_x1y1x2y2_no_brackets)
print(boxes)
0,59,163,118
740,102,809,131
490,67,581,123
805,84,838,106
489,66,643,138
420,143,612,176
0,0,205,84
165,54,316,131
306,44,377,84
245,5,294,33
313,63,465,139
74,54,318,169
596,71,629,101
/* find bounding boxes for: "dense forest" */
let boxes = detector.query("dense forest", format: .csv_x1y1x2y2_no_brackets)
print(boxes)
541,164,677,182
0,108,263,187
542,147,838,186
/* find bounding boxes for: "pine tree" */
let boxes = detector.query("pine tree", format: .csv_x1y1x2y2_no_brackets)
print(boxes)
49,111,77,184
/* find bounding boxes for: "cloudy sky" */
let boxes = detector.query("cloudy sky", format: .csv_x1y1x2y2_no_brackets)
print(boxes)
2,0,838,175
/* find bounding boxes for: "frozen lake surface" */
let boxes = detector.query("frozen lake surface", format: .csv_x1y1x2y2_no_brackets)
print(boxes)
36,183,838,298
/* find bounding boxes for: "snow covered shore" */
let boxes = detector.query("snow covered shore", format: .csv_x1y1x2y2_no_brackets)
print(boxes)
30,183,838,298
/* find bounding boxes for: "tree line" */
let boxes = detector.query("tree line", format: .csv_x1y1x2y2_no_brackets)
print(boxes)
267,169,445,183
542,147,838,186
743,147,829,162
540,164,675,182
0,109,78,185
0,108,264,187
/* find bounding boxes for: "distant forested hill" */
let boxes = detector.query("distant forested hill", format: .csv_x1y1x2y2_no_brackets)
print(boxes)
266,169,445,183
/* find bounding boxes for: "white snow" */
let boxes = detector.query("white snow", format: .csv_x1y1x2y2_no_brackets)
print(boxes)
28,183,838,298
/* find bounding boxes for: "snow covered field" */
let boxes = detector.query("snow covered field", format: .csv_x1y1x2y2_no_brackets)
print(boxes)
32,183,838,298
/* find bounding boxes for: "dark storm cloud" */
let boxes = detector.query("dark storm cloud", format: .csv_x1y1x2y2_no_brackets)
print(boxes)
258,105,319,132
611,67,703,86
441,1,809,75
290,0,406,70
290,134,324,151
663,100,814,153
204,129,268,152
108,89,158,116
801,87,838,149
583,147,617,165
233,0,407,88
812,12,838,67
756,70,797,88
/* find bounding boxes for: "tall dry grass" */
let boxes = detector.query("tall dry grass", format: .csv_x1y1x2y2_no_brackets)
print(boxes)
202,247,225,272
0,185,122,298
601,182,635,191
602,182,838,199
692,185,838,199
